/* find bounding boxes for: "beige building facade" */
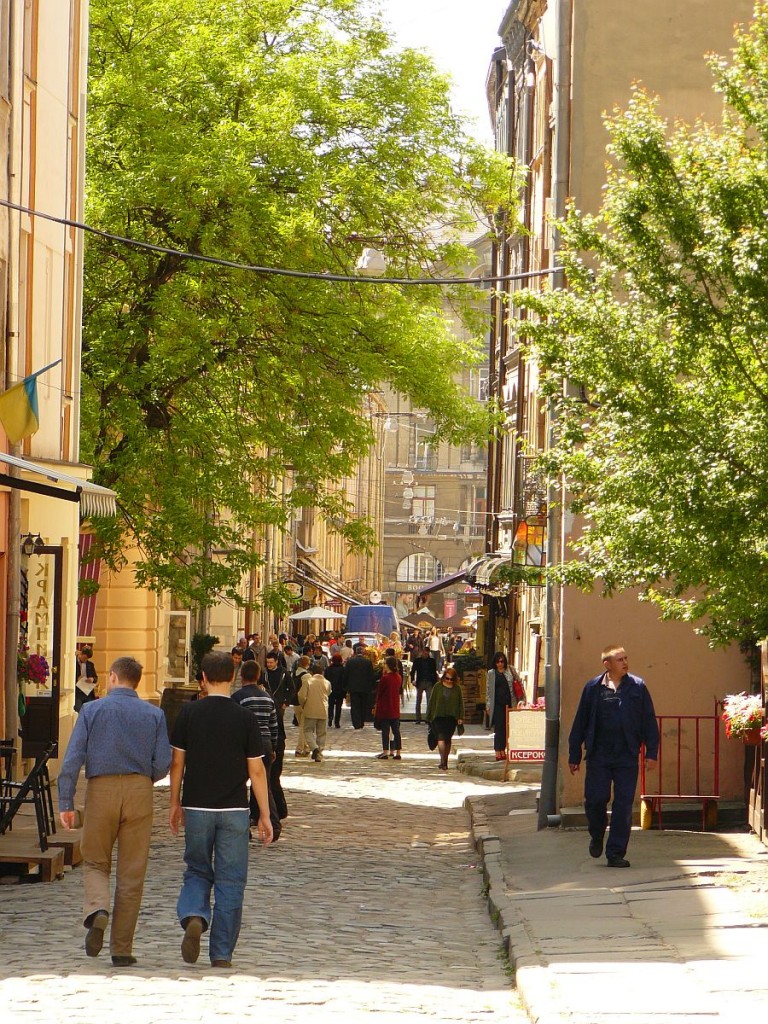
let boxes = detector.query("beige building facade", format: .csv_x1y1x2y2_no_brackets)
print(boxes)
486,0,756,808
0,0,115,773
380,229,491,627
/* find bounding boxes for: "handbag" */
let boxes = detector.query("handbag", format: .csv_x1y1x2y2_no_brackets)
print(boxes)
427,723,438,750
456,723,465,736
483,708,491,731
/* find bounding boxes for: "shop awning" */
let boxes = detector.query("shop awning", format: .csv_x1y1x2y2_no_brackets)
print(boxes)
417,566,476,598
282,559,362,607
464,552,515,596
76,532,101,641
0,451,118,516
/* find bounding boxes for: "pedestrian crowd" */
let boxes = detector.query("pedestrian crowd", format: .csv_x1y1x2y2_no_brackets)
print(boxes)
58,623,534,969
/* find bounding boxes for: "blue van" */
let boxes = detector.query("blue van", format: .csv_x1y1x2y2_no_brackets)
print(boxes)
344,604,399,640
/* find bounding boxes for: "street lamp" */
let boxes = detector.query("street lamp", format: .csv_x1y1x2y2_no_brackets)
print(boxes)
20,533,44,557
356,247,387,277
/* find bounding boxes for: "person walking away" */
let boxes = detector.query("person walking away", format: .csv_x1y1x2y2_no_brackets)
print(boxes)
486,652,525,761
427,667,464,771
299,671,330,761
374,656,403,760
291,655,312,755
568,644,659,868
411,645,437,724
382,647,404,680
325,653,346,728
231,661,282,842
428,626,446,673
74,646,98,713
382,646,406,707
169,651,273,967
342,644,376,729
58,656,171,967
261,652,293,818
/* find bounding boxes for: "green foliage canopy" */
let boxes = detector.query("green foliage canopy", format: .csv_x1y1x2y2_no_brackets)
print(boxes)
520,4,768,646
82,0,515,607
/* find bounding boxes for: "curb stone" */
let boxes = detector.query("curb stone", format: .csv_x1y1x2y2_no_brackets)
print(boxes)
466,793,560,1024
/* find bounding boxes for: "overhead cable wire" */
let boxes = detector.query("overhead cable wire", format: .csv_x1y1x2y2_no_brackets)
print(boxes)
0,197,564,288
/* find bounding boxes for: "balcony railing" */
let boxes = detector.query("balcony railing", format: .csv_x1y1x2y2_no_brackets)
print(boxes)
411,453,438,471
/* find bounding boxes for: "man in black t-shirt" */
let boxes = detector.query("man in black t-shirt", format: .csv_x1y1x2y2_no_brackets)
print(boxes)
169,651,273,968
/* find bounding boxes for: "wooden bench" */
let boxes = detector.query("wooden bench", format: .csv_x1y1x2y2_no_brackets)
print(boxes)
640,793,720,831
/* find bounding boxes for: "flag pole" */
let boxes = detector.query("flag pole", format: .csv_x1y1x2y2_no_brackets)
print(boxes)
26,358,62,380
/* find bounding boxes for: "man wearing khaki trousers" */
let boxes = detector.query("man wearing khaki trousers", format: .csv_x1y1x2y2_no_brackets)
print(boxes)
58,656,171,966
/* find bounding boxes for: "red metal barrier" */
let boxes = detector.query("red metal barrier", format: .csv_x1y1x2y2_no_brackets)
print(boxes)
639,711,721,831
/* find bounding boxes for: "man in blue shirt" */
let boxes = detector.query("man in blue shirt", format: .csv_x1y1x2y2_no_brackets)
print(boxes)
58,656,171,966
568,644,659,868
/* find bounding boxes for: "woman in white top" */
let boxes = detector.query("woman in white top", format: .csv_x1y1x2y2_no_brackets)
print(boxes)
428,627,445,673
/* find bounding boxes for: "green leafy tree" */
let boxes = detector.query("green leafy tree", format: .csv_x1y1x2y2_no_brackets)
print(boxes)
520,4,768,646
82,0,515,608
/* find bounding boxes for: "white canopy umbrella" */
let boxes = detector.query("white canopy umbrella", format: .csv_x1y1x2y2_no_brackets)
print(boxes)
287,606,346,621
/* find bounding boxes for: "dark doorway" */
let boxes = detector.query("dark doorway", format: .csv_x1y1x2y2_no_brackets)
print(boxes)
19,546,63,759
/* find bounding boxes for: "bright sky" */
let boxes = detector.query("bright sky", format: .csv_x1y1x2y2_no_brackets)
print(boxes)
374,0,505,144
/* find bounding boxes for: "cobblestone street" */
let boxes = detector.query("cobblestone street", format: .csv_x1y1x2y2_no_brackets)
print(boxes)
1,719,527,1024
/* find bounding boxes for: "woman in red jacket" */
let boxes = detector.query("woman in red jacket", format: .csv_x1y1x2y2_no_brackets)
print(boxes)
374,656,403,761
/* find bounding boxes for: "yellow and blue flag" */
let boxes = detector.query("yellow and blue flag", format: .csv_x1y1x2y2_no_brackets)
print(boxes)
0,359,61,444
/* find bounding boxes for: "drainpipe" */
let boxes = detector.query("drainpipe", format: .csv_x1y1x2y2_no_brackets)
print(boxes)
538,0,572,829
4,0,24,753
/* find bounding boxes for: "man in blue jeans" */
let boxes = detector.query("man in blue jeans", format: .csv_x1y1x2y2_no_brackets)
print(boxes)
568,644,659,868
169,651,273,967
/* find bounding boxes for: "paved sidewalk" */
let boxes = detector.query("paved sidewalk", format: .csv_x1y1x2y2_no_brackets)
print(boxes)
467,786,768,1023
0,717,527,1024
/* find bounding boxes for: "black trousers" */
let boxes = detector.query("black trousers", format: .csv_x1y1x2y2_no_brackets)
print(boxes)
349,692,367,729
380,719,402,751
270,740,288,820
584,756,638,860
414,685,432,721
493,701,509,752
328,691,344,727
249,738,283,839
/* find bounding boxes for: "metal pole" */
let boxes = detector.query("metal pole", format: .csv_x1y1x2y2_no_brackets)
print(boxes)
538,0,572,829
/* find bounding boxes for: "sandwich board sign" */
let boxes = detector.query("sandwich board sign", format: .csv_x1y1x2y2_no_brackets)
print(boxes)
506,707,545,762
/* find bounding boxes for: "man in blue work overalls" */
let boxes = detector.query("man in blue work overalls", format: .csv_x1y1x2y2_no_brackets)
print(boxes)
568,645,659,867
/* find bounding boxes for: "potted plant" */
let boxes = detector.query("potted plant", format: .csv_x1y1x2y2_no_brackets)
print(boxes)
721,692,764,744
190,633,220,679
452,652,484,678
17,644,50,689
